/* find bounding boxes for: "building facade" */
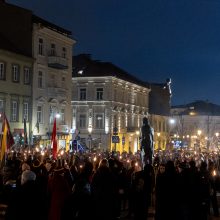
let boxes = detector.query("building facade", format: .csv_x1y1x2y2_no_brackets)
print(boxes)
32,15,75,149
72,54,150,152
0,48,33,142
170,101,220,152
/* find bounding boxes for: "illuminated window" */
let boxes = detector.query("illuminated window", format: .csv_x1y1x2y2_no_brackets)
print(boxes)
38,71,43,88
11,101,18,121
79,114,86,128
12,64,19,82
50,43,56,56
23,102,29,121
62,47,66,58
79,88,86,100
24,67,30,84
96,88,103,100
0,62,5,80
38,38,44,55
95,114,104,129
61,108,65,124
37,106,43,123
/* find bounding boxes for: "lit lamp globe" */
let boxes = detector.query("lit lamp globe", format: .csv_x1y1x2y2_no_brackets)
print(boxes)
88,127,92,134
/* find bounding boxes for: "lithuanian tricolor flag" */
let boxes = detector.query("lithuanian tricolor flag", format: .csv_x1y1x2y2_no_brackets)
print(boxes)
0,114,14,167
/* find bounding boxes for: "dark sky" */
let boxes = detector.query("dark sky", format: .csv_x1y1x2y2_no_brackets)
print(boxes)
8,0,220,106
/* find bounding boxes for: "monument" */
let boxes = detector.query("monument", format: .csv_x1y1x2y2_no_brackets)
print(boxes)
140,117,154,166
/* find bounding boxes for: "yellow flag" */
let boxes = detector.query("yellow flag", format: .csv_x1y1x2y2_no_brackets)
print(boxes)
0,119,8,162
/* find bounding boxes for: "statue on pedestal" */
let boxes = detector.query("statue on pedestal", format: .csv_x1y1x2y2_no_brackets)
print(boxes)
140,117,154,166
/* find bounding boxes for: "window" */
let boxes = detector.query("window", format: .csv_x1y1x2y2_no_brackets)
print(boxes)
96,88,103,100
79,88,86,100
24,67,30,84
11,101,18,121
38,38,43,55
61,108,65,124
37,106,43,123
79,114,86,128
12,64,19,82
62,47,66,58
50,43,56,56
95,114,104,129
0,62,5,80
23,102,29,121
38,71,43,88
0,99,4,114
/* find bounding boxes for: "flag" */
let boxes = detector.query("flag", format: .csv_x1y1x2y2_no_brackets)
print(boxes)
0,114,14,166
24,118,28,146
51,118,57,159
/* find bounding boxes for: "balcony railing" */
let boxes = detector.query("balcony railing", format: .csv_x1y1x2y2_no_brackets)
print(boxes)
48,56,68,69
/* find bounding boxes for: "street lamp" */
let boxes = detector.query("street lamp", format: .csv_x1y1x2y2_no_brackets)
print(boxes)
197,129,202,152
88,126,92,152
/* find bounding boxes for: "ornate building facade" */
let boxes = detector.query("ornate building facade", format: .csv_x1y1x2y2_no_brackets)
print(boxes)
32,15,75,149
72,54,150,152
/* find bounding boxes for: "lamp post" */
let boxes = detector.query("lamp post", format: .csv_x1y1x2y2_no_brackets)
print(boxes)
197,129,202,152
88,126,92,152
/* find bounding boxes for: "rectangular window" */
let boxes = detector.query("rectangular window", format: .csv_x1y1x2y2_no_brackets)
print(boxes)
38,38,43,55
0,62,5,80
0,100,4,114
61,108,65,124
38,71,43,88
24,67,30,84
37,106,43,123
96,88,103,100
23,102,28,121
12,64,19,82
79,114,86,128
11,101,18,121
95,114,104,129
80,88,86,100
50,43,56,56
62,47,66,58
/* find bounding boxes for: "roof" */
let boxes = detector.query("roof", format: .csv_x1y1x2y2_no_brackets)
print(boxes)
172,100,220,116
32,15,72,37
0,32,32,58
72,54,149,88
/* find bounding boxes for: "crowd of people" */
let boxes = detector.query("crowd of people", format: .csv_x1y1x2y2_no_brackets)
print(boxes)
0,148,219,220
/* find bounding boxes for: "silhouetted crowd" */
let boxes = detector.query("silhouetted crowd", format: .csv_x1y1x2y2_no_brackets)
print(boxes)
0,150,219,220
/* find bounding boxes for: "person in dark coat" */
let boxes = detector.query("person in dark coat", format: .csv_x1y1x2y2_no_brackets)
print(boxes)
91,158,118,220
5,170,45,220
198,161,211,220
62,161,94,220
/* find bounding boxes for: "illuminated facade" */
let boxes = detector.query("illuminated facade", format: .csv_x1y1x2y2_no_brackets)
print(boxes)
0,48,33,140
170,101,220,152
31,16,75,148
72,55,150,152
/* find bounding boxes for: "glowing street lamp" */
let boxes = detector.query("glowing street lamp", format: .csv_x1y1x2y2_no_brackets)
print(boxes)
88,126,92,152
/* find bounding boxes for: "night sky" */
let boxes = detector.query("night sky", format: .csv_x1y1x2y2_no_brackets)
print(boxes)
8,0,220,106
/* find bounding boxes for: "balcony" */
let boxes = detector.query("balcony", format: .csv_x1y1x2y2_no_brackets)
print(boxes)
48,56,68,69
